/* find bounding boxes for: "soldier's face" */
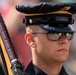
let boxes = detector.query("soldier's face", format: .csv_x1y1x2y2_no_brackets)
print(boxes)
25,26,71,64
33,28,71,64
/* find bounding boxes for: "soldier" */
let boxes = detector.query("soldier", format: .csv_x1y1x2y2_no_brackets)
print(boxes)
16,2,76,75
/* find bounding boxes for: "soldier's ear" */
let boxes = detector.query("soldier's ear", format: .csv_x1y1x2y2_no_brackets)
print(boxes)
24,32,36,48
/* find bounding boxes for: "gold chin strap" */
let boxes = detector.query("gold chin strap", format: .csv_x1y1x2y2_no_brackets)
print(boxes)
25,11,72,16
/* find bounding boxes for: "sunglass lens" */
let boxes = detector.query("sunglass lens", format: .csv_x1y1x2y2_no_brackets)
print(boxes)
47,33,61,41
66,33,74,40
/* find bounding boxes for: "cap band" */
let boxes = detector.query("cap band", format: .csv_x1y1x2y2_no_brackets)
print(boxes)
23,14,73,25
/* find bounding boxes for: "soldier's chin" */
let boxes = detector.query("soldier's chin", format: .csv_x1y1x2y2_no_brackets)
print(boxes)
59,60,67,63
54,57,68,64
56,53,69,63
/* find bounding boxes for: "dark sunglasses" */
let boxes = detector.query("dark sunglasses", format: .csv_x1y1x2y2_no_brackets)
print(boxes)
32,32,74,41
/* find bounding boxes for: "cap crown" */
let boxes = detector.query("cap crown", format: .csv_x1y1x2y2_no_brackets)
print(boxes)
16,2,76,14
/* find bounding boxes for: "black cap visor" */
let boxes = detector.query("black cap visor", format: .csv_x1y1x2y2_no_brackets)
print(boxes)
39,24,75,33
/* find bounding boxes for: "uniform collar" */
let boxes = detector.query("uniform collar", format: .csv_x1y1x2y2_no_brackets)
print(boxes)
25,61,68,75
33,64,68,75
33,64,47,75
59,66,68,75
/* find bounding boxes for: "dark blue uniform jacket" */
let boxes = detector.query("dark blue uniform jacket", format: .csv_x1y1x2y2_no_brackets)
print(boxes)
25,61,68,75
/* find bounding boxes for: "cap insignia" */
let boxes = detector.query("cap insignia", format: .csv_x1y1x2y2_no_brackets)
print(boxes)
61,6,71,11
